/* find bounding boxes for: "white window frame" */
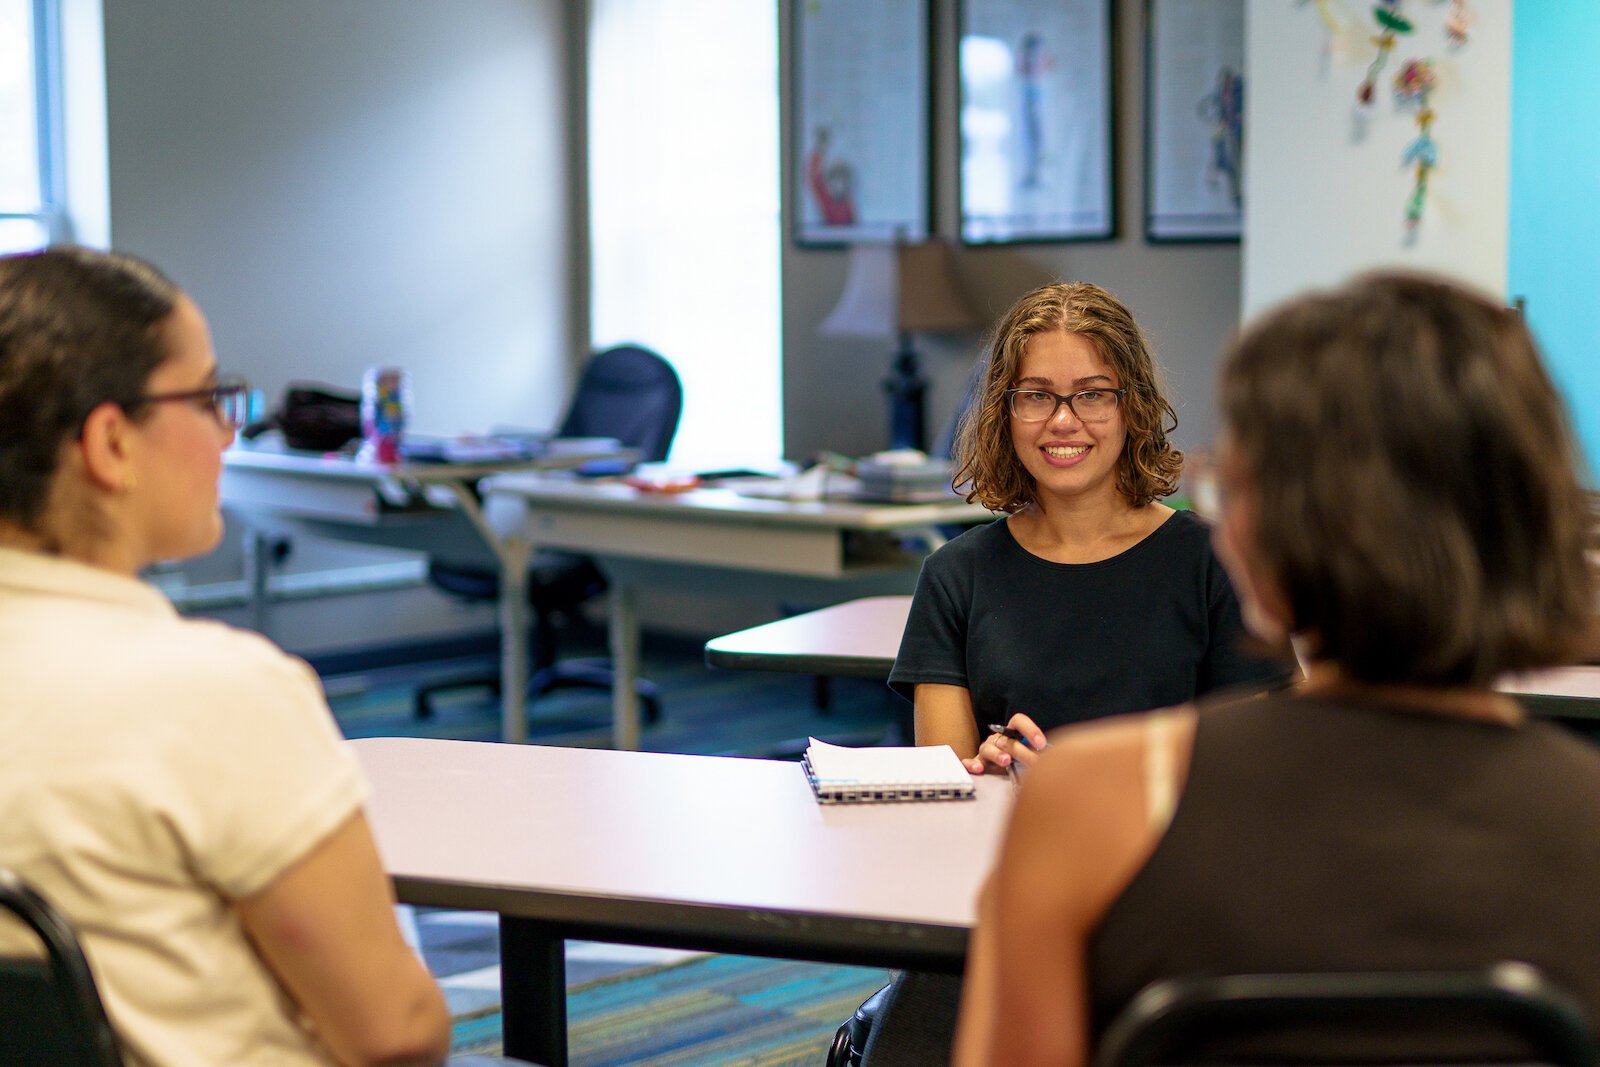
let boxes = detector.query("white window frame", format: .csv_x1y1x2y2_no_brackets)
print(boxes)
1,0,65,248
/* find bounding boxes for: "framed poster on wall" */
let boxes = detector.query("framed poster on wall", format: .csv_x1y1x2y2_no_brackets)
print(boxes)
1145,0,1245,241
793,0,930,246
957,0,1115,244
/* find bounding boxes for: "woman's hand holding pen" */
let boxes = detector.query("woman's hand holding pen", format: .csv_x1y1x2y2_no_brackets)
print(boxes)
967,712,1048,776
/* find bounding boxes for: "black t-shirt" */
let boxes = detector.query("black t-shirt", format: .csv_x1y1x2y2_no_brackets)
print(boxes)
888,510,1285,731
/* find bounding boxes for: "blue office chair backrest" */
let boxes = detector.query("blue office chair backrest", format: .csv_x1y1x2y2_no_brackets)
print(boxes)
559,344,683,463
0,867,125,1066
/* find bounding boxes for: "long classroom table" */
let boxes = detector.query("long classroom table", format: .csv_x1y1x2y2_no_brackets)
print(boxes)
352,736,1012,1067
220,436,630,745
481,477,993,748
706,597,1600,727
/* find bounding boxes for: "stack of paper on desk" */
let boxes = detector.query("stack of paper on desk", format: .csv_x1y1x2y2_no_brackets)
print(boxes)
802,738,975,804
854,457,957,503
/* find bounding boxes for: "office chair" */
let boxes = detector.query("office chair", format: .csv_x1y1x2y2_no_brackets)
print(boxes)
0,867,125,1066
1096,963,1599,1067
415,344,683,723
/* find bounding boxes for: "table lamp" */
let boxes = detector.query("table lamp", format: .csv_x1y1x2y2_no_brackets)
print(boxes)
819,239,984,451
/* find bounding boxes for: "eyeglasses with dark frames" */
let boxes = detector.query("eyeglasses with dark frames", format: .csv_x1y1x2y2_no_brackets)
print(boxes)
1005,386,1127,423
125,376,252,431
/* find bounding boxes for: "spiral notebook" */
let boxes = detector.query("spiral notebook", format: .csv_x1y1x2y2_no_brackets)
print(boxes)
801,738,976,804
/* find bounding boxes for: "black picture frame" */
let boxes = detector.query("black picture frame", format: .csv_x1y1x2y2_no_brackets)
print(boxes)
956,0,1116,245
1143,0,1245,242
792,0,932,247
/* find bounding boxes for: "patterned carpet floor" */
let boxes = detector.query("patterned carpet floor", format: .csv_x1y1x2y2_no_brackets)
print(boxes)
321,628,908,757
452,954,891,1066
318,630,907,1064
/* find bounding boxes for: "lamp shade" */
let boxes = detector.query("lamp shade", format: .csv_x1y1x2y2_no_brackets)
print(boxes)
819,239,984,338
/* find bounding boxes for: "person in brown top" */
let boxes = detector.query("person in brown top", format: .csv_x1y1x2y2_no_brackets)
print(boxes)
953,271,1600,1067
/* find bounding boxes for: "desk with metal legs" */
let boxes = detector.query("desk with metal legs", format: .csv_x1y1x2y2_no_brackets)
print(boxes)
704,598,1600,729
483,476,994,749
352,736,1012,1067
220,440,624,744
704,594,912,678
1499,666,1600,722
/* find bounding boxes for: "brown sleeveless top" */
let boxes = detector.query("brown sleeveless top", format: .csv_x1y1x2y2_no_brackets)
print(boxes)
1089,692,1600,1062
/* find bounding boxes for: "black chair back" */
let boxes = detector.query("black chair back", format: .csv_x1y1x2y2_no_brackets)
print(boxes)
0,868,124,1066
559,344,683,463
1097,964,1599,1067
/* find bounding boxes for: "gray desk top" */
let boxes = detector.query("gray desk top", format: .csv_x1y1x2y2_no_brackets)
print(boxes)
702,599,1600,723
1499,665,1600,720
705,595,911,678
226,435,627,483
487,473,995,531
352,737,1012,964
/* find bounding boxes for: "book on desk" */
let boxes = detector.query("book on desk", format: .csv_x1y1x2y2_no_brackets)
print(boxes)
802,737,976,804
398,432,622,465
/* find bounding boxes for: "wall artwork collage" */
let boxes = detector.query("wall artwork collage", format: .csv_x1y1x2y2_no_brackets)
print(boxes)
792,0,1245,248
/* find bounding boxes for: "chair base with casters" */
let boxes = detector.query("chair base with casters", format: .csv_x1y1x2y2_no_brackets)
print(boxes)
414,553,662,726
0,867,125,1066
528,659,661,721
827,981,892,1067
414,648,663,725
417,343,683,729
1096,963,1599,1067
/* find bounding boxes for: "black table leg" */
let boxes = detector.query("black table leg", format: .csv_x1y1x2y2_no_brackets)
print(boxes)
499,916,566,1067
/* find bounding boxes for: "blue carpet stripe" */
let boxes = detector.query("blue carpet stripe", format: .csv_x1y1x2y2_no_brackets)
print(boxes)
450,955,892,1064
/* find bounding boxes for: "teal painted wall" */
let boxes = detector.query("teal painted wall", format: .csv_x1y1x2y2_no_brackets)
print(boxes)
1509,4,1600,480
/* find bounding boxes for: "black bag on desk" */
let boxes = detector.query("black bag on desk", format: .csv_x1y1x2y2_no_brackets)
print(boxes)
242,383,362,452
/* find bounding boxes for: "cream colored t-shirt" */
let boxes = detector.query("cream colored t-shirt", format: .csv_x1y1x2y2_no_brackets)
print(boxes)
0,547,368,1067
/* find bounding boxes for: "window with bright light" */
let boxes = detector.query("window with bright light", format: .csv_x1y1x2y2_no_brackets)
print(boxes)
0,0,60,254
588,0,782,470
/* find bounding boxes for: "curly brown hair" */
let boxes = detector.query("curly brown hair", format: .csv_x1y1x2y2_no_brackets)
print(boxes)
1221,270,1597,685
952,281,1182,512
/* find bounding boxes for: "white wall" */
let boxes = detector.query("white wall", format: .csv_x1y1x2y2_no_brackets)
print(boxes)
1242,0,1513,317
101,0,575,435
93,0,579,654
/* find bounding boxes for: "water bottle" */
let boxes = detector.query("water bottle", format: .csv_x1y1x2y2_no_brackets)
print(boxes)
360,366,410,464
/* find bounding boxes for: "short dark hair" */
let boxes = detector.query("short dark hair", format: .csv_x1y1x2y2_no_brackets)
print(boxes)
953,281,1182,512
1220,270,1596,685
0,246,180,531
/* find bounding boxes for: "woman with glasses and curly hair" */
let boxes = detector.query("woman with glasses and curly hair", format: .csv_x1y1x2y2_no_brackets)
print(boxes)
954,271,1600,1066
0,248,531,1067
891,281,1283,778
857,282,1283,1067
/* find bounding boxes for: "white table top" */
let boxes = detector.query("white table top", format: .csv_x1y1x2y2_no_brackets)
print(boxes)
1498,665,1600,719
702,599,1600,722
352,737,1012,959
225,435,626,483
1499,665,1600,700
705,595,911,678
487,473,995,531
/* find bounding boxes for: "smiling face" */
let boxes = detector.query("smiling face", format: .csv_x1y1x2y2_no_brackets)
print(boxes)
126,295,235,565
1008,329,1127,508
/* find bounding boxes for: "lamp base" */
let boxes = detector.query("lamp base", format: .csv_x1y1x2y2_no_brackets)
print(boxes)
883,337,926,452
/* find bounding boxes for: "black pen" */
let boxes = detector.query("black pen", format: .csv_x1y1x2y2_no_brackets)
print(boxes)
987,723,1030,785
